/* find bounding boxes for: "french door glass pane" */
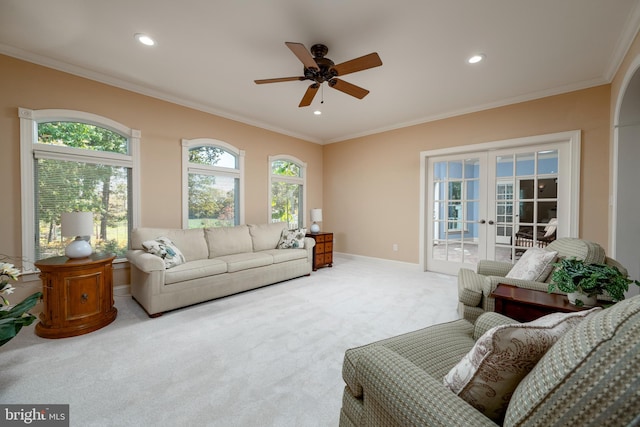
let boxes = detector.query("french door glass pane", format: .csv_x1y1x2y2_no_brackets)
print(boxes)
538,150,558,174
496,155,513,177
434,162,447,180
467,180,480,199
464,158,480,179
431,157,480,263
449,161,463,179
516,153,535,176
519,179,535,199
538,178,558,198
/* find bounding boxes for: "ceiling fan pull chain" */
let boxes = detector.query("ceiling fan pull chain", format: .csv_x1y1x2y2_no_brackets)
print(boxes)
321,84,324,104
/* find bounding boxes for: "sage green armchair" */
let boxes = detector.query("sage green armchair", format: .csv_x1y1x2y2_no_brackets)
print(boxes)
457,238,626,323
340,294,640,426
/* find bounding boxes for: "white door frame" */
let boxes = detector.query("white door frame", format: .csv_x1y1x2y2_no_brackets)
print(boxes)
419,130,581,271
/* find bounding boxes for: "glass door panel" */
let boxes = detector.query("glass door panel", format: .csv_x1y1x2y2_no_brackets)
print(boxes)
505,149,559,258
426,135,574,275
429,157,483,271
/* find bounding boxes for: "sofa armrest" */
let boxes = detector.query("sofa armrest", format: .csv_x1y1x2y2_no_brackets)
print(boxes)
355,346,498,427
304,237,316,249
472,312,518,340
126,249,165,273
482,276,551,297
477,260,512,276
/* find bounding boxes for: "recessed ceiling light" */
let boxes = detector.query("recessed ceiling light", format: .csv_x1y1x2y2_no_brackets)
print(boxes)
467,54,485,64
313,110,322,116
135,33,155,46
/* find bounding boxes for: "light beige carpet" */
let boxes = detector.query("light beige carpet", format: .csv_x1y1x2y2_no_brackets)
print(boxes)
0,254,459,426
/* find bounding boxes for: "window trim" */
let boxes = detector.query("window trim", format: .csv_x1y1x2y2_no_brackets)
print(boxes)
268,154,307,228
19,108,141,271
181,138,245,228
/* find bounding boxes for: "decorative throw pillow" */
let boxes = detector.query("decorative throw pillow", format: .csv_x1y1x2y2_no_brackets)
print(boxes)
443,308,600,423
142,236,186,269
506,247,558,281
277,228,306,249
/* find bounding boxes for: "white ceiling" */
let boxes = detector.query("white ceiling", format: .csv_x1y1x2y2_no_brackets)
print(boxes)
1,0,639,144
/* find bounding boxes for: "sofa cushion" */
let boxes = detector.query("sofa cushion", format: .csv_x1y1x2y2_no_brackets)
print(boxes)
248,222,288,251
205,225,253,258
261,248,307,264
443,308,599,423
277,228,307,249
216,252,273,273
506,247,558,281
132,228,208,262
142,237,186,269
164,259,228,285
505,295,640,426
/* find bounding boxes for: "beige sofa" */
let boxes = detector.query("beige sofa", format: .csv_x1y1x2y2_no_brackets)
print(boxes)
126,223,315,317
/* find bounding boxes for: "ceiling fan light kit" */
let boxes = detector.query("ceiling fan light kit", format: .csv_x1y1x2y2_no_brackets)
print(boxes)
255,42,382,107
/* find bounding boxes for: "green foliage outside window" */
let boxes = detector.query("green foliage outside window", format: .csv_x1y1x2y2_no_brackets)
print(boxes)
187,145,238,228
271,160,302,228
36,122,130,259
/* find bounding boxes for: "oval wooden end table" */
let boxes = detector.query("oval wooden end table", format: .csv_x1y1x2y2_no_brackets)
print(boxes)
35,253,117,339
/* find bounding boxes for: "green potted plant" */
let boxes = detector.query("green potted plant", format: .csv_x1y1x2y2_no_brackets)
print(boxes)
548,258,640,307
0,261,42,347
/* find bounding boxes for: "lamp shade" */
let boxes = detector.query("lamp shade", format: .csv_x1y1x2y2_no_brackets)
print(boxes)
61,212,93,237
310,209,323,223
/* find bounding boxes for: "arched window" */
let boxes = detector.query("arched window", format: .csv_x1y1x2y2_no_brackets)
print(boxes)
182,138,245,228
269,155,306,229
19,108,140,269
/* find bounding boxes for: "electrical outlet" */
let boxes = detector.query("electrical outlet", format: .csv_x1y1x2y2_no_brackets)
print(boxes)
392,244,398,251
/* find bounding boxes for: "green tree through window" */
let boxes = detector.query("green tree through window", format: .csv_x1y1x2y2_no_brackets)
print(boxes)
270,158,304,229
36,122,131,259
185,143,240,228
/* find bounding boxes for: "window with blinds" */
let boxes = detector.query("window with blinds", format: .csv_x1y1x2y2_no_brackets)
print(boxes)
34,122,132,260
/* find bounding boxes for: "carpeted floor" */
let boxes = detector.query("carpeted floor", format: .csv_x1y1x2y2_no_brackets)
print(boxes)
0,254,459,426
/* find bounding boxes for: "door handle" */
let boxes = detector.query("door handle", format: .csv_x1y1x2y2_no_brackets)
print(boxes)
478,219,486,224
488,220,495,225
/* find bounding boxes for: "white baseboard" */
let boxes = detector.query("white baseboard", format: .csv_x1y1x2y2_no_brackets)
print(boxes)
114,284,131,297
334,252,424,271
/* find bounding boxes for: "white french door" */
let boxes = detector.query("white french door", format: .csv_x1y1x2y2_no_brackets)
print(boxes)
422,131,580,275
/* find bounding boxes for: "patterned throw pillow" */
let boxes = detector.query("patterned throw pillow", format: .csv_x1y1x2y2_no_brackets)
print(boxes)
277,229,306,249
506,247,558,281
142,236,186,269
443,308,600,423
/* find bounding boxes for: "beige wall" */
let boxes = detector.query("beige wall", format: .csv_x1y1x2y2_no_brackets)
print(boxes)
0,54,323,272
323,85,612,263
0,48,629,273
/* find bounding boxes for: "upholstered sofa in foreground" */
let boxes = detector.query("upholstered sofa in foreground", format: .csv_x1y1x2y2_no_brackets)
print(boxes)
126,223,314,317
340,294,640,426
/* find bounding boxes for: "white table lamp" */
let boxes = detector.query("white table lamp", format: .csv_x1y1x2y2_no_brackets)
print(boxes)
61,212,94,258
310,209,323,233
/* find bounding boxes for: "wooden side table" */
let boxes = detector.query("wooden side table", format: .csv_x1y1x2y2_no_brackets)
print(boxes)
35,253,117,339
306,232,333,271
490,283,599,322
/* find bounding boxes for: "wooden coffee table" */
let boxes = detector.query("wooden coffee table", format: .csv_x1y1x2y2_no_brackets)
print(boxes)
490,283,599,322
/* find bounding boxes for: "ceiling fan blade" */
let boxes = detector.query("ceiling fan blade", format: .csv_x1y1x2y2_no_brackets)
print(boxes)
255,76,305,84
329,78,369,99
331,52,382,76
299,83,320,107
285,42,318,70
